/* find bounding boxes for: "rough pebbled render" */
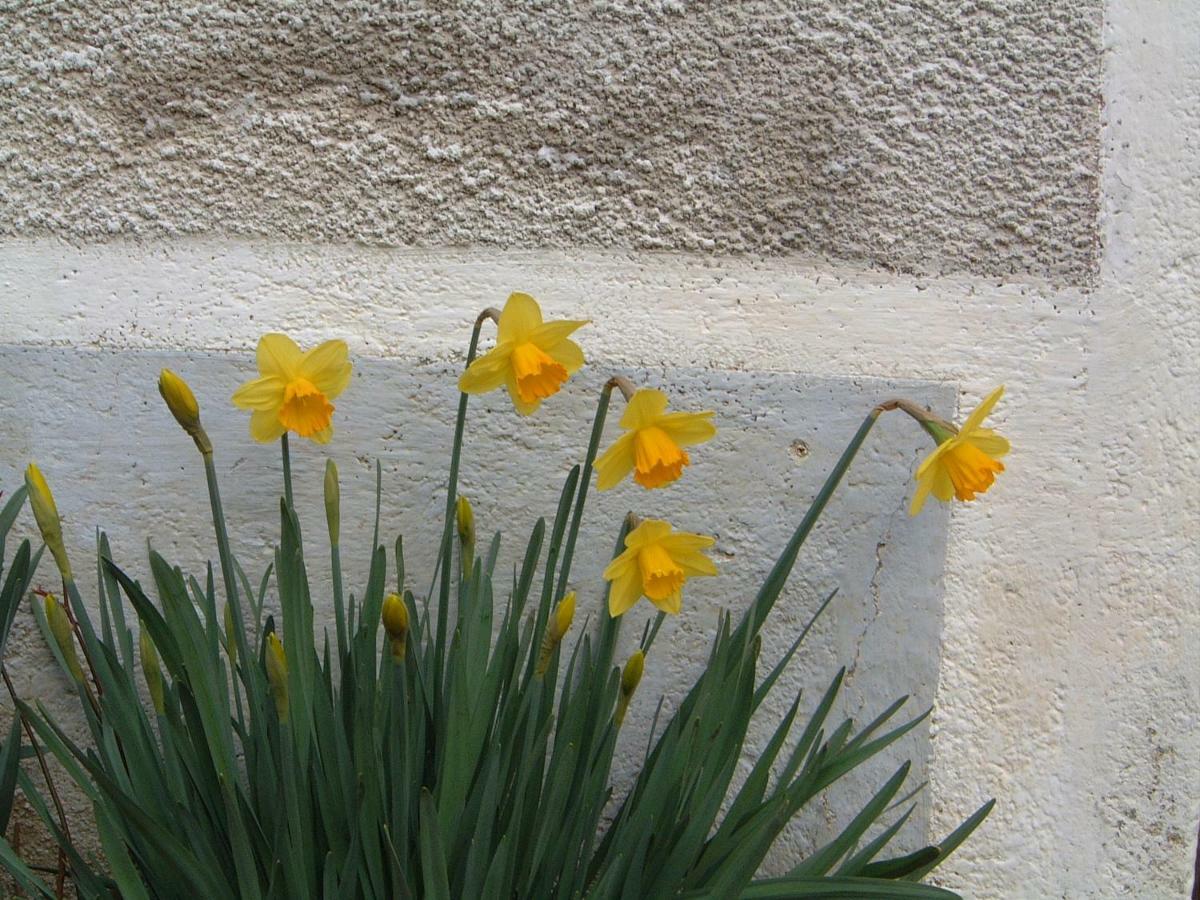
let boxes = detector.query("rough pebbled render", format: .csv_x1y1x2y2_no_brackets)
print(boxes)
0,1,1101,282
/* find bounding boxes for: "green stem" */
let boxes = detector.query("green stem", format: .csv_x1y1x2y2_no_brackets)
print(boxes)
203,453,254,696
434,310,494,692
552,378,616,603
281,433,295,510
331,544,346,662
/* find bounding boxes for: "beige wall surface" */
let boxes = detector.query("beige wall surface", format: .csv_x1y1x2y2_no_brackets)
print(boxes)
1,1,1197,897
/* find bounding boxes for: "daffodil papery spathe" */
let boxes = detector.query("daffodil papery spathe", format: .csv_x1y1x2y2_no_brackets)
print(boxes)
595,388,716,490
603,519,718,617
457,292,587,415
232,334,352,444
910,386,1011,516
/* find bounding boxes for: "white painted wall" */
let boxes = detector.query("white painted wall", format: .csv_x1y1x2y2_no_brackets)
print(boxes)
0,1,1197,897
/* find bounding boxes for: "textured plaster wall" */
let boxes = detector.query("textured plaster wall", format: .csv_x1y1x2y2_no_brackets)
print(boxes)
0,1,1101,281
0,2,1197,899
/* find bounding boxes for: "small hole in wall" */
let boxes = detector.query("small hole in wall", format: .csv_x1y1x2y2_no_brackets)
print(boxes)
788,439,809,461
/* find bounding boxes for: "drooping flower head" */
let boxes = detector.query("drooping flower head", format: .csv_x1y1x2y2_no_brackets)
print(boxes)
595,388,716,490
458,293,587,415
232,334,352,444
910,386,1010,516
603,519,717,617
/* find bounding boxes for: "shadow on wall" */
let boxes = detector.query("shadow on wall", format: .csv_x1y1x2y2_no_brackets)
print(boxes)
0,345,952,874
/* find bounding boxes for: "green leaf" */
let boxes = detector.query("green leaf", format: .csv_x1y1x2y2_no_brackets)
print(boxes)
903,799,995,881
419,790,451,900
0,715,22,834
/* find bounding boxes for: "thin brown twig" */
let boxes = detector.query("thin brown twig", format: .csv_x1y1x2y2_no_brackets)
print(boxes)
2,667,70,898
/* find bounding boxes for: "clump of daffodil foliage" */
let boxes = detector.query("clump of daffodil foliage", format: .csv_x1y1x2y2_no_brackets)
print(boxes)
0,293,1007,899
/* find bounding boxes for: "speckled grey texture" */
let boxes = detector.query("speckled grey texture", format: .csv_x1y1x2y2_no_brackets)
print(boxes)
0,1,1101,282
0,344,951,870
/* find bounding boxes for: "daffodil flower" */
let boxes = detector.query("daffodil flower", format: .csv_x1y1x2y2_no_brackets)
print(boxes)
910,386,1010,515
232,334,352,444
603,519,717,617
595,388,716,490
458,293,587,415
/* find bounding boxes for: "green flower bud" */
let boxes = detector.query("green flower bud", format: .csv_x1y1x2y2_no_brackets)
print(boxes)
25,464,71,581
382,593,409,663
324,459,340,546
139,626,165,714
44,594,83,683
265,632,289,722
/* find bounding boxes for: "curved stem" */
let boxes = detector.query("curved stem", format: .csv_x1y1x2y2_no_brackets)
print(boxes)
433,308,499,690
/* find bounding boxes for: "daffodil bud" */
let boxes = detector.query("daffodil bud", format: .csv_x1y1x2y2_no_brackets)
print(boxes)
456,495,476,580
324,459,340,546
382,592,409,662
139,626,165,714
615,649,645,727
535,592,576,677
265,632,289,722
223,602,238,667
158,369,212,455
44,594,84,683
25,464,71,581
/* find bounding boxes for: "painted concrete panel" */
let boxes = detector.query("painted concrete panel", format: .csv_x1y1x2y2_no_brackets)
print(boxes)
0,2,1100,282
0,344,952,870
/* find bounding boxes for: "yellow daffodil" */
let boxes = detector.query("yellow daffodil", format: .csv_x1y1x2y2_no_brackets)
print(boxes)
458,293,587,415
265,632,289,721
910,386,1010,516
232,334,352,444
382,593,410,663
603,519,717,617
595,388,716,490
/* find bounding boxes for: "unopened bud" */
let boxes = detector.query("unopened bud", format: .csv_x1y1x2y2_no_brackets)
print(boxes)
456,495,476,580
25,464,71,581
536,592,577,677
139,626,165,714
158,369,212,454
265,632,289,722
382,593,410,662
44,594,83,683
615,649,645,727
324,459,340,546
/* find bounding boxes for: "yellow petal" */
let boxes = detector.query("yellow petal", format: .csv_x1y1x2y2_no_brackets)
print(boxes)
909,467,937,516
594,432,637,491
965,428,1011,459
497,292,544,344
232,375,286,411
459,344,514,394
960,386,1005,435
649,589,683,616
619,389,670,430
930,465,955,502
607,569,643,617
299,340,352,399
675,552,718,578
658,532,715,553
544,338,585,374
602,547,637,583
529,319,588,351
915,442,951,481
249,409,286,443
625,519,672,548
257,334,303,379
657,410,717,446
308,425,334,444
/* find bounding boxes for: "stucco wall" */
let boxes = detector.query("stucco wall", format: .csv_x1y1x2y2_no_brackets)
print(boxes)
1,1,1197,898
